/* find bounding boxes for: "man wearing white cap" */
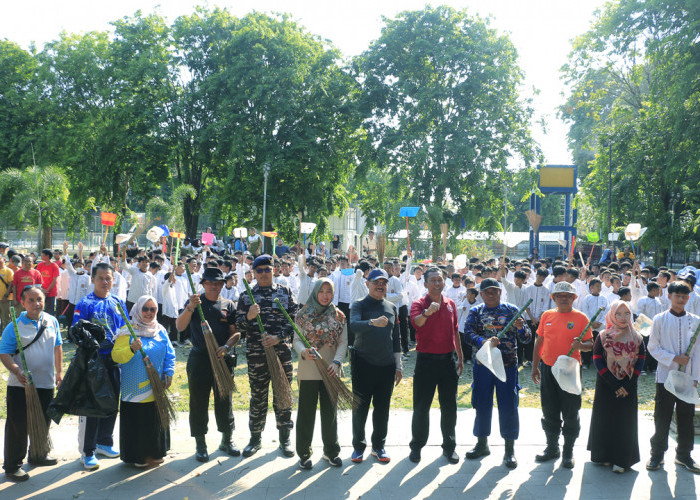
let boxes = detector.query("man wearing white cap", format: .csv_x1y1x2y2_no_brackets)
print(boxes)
531,281,592,469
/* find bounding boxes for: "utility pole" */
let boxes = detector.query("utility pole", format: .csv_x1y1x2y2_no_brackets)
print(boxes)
261,162,271,254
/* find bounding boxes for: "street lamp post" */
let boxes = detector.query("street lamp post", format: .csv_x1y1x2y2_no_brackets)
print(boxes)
262,162,270,254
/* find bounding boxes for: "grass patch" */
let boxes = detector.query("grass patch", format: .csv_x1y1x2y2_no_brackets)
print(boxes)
0,339,658,419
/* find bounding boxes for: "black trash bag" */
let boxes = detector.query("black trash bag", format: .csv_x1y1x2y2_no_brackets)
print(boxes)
47,320,119,424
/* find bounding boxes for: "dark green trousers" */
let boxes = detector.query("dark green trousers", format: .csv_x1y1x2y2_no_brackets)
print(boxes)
295,380,340,460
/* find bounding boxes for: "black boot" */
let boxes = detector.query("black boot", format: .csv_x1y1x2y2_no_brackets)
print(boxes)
561,438,575,469
195,436,209,462
504,440,517,469
279,428,294,458
535,433,560,462
242,433,262,458
465,437,490,460
219,432,241,457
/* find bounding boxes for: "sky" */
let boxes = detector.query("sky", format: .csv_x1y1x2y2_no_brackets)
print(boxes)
2,0,607,165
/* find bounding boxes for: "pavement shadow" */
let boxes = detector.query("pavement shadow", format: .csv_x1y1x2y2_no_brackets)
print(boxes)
369,455,444,499
578,461,638,498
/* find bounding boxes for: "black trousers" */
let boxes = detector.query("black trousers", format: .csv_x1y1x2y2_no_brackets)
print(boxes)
80,359,120,456
398,305,409,354
539,361,581,441
643,336,658,372
581,331,599,368
338,302,351,347
44,296,56,316
461,335,473,362
351,351,395,452
650,383,695,457
3,386,53,473
187,350,234,437
409,322,416,343
409,352,458,453
296,380,339,460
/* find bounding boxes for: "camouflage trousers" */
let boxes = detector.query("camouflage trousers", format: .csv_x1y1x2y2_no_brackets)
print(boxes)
247,345,293,434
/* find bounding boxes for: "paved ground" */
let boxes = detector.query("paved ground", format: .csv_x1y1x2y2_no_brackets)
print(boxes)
0,408,698,499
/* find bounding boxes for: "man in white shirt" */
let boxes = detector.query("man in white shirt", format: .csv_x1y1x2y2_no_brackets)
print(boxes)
120,250,154,311
647,281,700,473
443,273,464,303
580,278,609,369
500,265,532,365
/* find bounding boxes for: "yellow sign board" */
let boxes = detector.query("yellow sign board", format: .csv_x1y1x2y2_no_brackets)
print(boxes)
539,167,575,189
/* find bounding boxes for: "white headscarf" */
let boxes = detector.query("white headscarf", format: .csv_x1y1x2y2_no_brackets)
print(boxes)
116,295,161,338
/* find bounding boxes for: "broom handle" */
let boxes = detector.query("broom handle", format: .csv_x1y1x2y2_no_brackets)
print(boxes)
174,236,181,264
497,299,533,339
185,267,206,323
406,217,411,252
242,278,266,334
679,321,700,372
566,307,604,357
115,302,148,359
9,307,31,379
274,298,311,349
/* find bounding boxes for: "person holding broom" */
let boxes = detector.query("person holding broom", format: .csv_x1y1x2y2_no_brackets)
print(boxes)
293,278,348,470
236,255,298,458
177,267,239,462
0,286,62,482
112,295,175,468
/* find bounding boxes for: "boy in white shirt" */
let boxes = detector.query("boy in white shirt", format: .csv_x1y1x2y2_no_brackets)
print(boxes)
647,281,700,473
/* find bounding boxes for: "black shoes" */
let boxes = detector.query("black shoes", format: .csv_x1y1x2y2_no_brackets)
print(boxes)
444,450,459,464
409,449,421,463
323,455,343,467
219,433,241,457
675,455,700,474
279,428,294,458
504,440,517,469
646,455,664,470
299,458,313,470
561,442,575,469
28,455,58,467
466,437,490,460
242,433,262,458
195,436,209,462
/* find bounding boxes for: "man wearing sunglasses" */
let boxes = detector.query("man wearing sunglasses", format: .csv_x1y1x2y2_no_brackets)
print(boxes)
236,254,298,458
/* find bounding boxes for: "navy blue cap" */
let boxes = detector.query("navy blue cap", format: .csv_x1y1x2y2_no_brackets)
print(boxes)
252,254,273,269
367,269,389,282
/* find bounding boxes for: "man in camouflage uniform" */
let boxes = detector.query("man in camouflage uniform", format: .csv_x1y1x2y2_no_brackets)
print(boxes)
236,254,298,457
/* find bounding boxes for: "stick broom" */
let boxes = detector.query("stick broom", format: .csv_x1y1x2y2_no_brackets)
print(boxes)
566,307,604,356
10,307,52,462
116,302,175,429
185,268,236,397
275,298,357,411
242,279,293,409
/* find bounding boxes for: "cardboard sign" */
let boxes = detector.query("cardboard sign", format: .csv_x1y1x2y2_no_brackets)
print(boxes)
170,232,185,239
300,222,316,234
201,232,215,245
261,231,278,238
101,212,117,226
233,227,248,238
399,207,420,217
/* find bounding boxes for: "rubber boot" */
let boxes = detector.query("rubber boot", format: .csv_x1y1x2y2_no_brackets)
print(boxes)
535,433,560,462
242,433,262,458
195,436,209,462
504,440,517,469
279,428,294,458
562,438,575,469
465,437,490,459
219,432,241,457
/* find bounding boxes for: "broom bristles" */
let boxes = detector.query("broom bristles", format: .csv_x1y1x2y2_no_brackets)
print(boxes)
26,382,51,462
144,360,176,430
204,332,237,397
264,345,293,409
313,357,358,411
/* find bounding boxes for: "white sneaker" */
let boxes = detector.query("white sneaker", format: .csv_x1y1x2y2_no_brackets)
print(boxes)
612,464,625,473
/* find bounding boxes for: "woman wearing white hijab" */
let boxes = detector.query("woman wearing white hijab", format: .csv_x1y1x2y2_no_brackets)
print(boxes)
112,295,175,467
587,300,645,473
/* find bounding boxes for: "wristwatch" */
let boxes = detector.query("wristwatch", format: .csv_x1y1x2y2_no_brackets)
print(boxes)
224,344,232,352
422,309,429,317
369,318,374,327
332,360,341,366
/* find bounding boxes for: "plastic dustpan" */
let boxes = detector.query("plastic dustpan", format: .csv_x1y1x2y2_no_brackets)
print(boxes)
664,370,700,405
399,207,420,218
476,343,506,382
551,355,582,395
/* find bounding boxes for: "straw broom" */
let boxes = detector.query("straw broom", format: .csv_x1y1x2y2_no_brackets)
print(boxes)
242,279,293,409
185,268,236,397
115,302,175,430
377,233,386,263
275,298,358,411
10,307,52,462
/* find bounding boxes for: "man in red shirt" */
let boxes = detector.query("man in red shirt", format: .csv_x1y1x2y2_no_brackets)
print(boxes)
408,267,464,464
11,255,43,313
532,281,593,469
35,249,61,315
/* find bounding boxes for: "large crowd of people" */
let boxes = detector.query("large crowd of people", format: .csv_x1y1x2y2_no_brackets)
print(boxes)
1,230,699,484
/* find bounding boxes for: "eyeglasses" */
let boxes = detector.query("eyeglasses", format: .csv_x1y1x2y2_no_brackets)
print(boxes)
142,307,157,313
255,267,273,274
27,284,43,289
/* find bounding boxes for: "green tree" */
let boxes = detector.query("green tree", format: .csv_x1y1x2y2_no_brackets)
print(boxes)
0,165,71,249
355,5,537,259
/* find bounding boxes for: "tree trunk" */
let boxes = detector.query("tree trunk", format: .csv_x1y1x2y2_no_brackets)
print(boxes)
41,225,52,250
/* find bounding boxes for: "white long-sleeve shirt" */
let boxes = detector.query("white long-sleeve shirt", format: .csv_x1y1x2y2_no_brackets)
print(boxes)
524,283,551,321
386,275,405,307
332,269,355,305
121,260,155,303
580,294,609,328
648,310,700,383
637,296,669,320
350,269,368,304
63,258,91,305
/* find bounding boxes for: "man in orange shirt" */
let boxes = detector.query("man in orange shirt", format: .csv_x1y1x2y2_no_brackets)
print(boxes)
531,281,592,469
